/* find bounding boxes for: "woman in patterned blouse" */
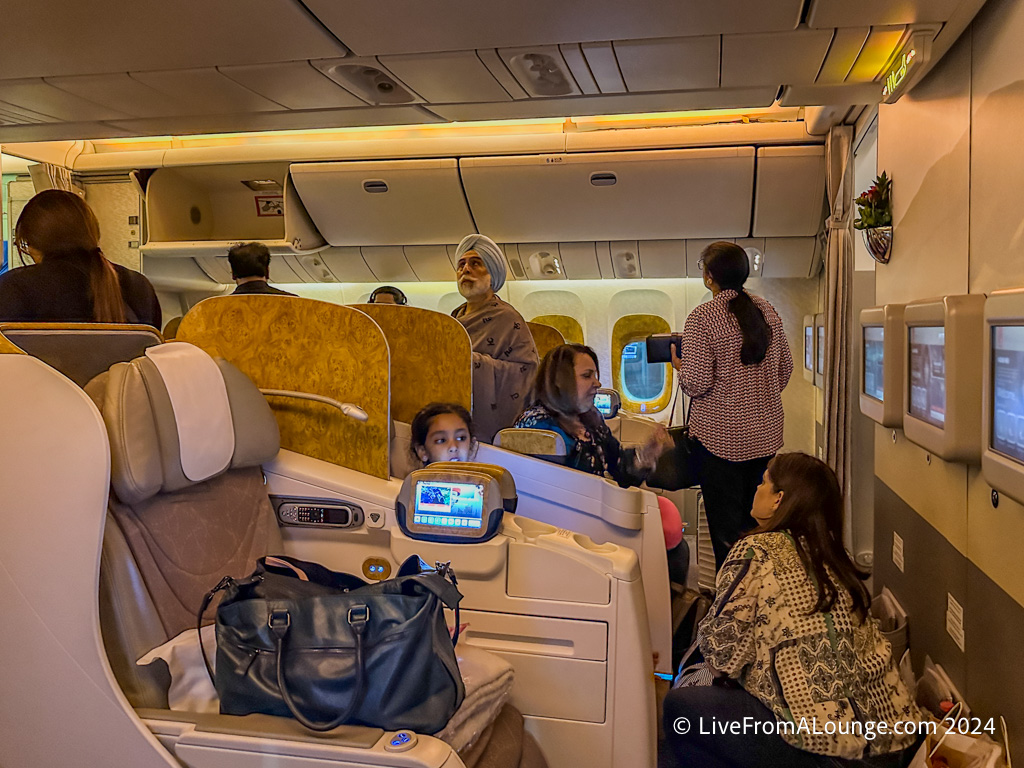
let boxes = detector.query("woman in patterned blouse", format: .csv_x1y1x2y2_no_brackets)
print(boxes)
671,241,793,571
662,452,922,768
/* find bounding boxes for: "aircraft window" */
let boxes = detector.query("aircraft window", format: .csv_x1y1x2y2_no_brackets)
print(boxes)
612,314,672,415
621,341,667,404
531,314,584,345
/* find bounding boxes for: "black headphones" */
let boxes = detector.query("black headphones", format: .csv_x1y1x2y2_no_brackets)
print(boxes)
369,286,408,305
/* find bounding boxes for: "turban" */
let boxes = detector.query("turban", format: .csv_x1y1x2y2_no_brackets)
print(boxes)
455,234,506,292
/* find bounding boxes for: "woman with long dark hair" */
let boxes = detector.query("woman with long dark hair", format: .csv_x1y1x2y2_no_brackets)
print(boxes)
662,453,921,768
0,190,160,326
671,241,792,570
515,343,672,484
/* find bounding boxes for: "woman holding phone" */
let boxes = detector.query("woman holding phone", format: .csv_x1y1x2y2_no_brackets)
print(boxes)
671,241,792,570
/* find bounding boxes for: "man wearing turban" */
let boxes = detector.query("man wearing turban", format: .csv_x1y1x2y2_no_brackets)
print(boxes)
451,234,539,443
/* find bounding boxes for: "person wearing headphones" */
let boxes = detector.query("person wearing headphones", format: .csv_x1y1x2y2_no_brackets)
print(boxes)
368,286,407,305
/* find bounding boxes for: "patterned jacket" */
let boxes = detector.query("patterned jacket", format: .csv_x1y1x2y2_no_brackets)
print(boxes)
699,532,922,758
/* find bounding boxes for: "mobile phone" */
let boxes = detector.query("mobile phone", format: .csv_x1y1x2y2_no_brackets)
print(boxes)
646,333,682,364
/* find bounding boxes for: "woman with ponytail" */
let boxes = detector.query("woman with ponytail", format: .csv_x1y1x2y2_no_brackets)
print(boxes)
670,241,792,570
0,189,160,327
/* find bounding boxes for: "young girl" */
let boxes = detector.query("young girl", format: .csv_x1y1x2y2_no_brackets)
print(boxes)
410,402,479,467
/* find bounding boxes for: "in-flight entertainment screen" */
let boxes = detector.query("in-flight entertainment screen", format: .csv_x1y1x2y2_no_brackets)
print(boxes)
413,481,484,529
863,326,885,402
992,325,1024,464
909,326,946,428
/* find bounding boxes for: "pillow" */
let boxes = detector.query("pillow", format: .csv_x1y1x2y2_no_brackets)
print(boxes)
137,624,219,713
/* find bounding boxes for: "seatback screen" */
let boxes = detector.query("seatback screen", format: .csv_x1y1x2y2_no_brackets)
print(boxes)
414,481,484,529
817,325,825,375
863,326,885,402
804,326,814,371
594,392,613,416
909,326,946,428
992,326,1024,464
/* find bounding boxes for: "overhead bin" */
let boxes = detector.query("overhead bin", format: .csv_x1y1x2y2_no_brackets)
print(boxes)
141,162,327,261
290,158,476,246
752,146,827,237
459,148,756,243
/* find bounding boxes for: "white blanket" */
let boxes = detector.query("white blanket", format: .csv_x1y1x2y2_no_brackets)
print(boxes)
435,644,515,753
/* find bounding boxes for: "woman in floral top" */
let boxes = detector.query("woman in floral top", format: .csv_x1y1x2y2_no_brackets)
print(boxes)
663,452,922,768
513,344,672,487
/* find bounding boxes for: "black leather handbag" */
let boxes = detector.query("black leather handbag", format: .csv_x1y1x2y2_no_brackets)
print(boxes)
646,391,701,492
198,554,465,733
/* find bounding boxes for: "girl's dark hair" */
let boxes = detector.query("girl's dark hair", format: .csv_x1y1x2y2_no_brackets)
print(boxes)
702,241,771,365
15,189,125,324
756,452,870,621
410,402,475,458
529,344,604,434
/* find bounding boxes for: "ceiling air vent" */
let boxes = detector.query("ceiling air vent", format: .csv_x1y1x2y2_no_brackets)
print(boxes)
314,58,420,105
241,179,282,192
528,250,563,278
501,47,581,98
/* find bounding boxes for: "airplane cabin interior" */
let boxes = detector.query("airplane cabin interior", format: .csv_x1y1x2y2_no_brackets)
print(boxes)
1,0,1022,766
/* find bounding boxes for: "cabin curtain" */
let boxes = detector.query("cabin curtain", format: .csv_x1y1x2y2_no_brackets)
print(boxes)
823,125,854,495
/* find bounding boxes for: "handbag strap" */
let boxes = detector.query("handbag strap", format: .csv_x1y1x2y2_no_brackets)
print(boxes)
196,574,240,686
270,605,369,732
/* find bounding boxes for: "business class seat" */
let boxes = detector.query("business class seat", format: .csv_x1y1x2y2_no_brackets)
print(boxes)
0,338,541,768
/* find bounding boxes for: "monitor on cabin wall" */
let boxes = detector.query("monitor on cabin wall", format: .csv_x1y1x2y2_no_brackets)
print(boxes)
803,314,815,384
859,305,905,428
902,295,985,463
814,313,825,389
982,289,1024,505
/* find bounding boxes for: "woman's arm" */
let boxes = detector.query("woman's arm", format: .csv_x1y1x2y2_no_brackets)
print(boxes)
772,310,793,389
676,313,715,398
698,546,765,677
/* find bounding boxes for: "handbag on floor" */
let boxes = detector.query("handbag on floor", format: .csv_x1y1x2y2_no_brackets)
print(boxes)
198,554,465,733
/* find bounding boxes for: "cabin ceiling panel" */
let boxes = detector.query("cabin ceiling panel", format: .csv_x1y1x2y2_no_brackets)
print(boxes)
0,79,131,122
0,101,58,126
430,88,778,122
378,52,513,104
302,0,804,57
361,246,418,282
557,242,602,280
218,63,367,111
0,122,135,142
721,29,835,88
0,0,346,79
613,37,721,92
779,83,884,107
404,245,458,282
105,107,441,138
806,0,963,28
44,73,196,118
637,240,687,278
815,28,871,84
129,69,287,114
846,27,908,82
317,246,378,282
761,237,819,277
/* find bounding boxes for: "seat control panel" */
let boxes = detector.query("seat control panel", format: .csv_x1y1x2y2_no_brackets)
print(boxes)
271,496,364,529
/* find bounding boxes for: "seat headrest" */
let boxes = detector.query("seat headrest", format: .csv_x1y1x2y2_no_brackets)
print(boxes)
87,342,280,505
494,428,568,458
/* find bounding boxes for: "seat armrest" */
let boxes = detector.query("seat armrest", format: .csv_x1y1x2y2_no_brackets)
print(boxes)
137,708,382,748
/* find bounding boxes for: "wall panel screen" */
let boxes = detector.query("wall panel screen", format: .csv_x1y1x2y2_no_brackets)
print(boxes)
991,326,1024,464
909,326,946,429
863,326,885,402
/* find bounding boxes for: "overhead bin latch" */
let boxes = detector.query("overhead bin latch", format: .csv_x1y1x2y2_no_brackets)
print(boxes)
590,172,617,187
